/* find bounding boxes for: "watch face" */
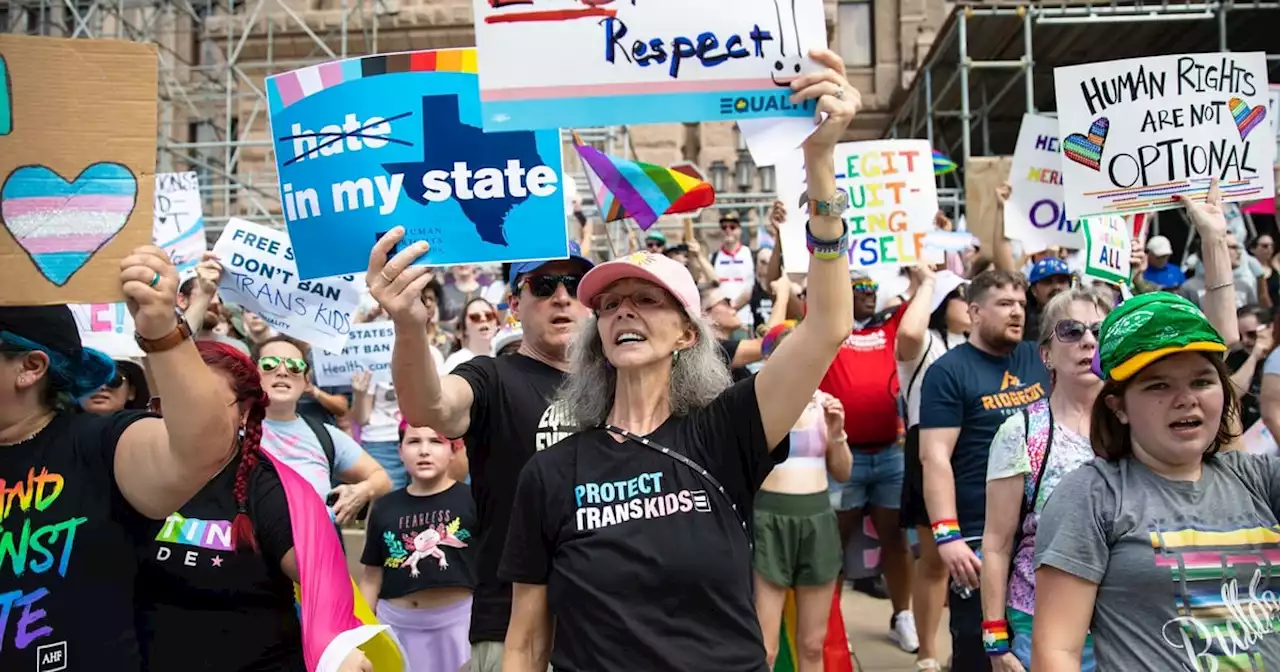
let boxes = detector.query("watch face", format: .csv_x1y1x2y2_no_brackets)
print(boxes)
833,188,850,211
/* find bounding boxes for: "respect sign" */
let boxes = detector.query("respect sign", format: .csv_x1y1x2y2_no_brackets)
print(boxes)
265,48,569,280
471,0,826,131
1054,52,1275,218
313,323,395,387
1004,114,1084,252
211,218,359,354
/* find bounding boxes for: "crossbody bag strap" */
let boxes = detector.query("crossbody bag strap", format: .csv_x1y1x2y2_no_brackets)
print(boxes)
601,424,752,546
1028,404,1055,510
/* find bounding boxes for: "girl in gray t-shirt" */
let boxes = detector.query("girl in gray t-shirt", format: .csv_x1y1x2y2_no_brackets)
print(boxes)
1034,290,1280,671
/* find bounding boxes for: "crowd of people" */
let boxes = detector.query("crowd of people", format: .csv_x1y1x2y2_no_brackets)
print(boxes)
6,44,1280,672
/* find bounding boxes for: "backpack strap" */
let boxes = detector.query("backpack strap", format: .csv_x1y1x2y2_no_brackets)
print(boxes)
901,332,933,413
300,413,337,479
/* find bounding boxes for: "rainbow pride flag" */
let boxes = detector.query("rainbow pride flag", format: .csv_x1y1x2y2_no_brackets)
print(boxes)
573,131,715,230
773,585,855,672
932,149,957,176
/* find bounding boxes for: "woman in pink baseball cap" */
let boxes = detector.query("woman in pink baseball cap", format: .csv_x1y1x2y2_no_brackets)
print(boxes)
499,47,861,672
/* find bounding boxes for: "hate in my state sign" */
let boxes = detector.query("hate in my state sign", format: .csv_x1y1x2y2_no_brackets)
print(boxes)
1053,52,1274,219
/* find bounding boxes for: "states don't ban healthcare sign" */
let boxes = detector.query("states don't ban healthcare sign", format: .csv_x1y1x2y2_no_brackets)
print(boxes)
265,48,570,280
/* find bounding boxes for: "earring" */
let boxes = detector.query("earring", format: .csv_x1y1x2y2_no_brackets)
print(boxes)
672,349,681,364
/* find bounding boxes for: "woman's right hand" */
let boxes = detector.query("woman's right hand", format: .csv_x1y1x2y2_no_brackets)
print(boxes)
351,371,371,394
1175,178,1227,238
366,227,434,326
992,652,1026,672
938,540,982,589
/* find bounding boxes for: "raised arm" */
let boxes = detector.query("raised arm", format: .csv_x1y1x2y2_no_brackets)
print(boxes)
756,48,858,448
896,263,937,363
366,229,476,438
763,201,786,286
1180,179,1238,348
114,247,238,519
992,183,1018,273
181,251,222,333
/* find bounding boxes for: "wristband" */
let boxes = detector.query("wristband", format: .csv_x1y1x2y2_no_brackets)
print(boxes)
805,220,850,261
982,620,1011,656
931,519,962,545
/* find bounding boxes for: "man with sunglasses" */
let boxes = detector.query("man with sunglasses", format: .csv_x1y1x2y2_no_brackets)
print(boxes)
644,229,667,253
710,211,756,326
366,232,592,672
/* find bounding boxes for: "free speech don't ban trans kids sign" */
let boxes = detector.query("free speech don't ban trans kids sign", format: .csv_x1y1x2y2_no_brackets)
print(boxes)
265,47,570,280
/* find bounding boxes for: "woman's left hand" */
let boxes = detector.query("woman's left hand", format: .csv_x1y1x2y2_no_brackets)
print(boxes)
1175,178,1227,238
821,395,845,436
793,48,862,153
336,649,373,672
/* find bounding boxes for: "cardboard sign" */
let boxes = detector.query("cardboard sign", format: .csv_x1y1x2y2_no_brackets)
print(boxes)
0,35,157,305
1053,52,1275,218
313,322,396,387
779,140,939,273
1082,215,1131,285
211,219,360,354
471,0,825,131
1005,114,1085,252
265,48,570,280
154,171,207,277
69,302,144,358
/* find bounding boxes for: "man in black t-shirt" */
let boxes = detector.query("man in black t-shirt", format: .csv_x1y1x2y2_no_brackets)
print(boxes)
365,232,592,672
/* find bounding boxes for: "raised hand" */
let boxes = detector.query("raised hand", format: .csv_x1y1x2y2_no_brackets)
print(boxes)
793,48,862,153
351,370,372,395
768,200,786,239
119,245,181,340
365,227,434,326
995,182,1012,204
194,251,223,296
821,395,845,438
1175,178,1227,238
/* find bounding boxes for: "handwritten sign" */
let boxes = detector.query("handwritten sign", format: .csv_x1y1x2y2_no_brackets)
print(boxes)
313,322,395,387
265,48,569,280
1053,52,1275,218
0,35,157,306
1005,114,1085,252
153,171,206,277
778,140,939,273
211,218,360,354
1082,216,1131,285
471,0,826,131
69,303,144,358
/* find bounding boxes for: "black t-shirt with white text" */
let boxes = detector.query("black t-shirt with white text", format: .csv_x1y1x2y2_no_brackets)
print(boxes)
136,454,300,672
0,410,159,672
451,354,572,642
361,483,478,598
748,281,772,333
500,378,787,671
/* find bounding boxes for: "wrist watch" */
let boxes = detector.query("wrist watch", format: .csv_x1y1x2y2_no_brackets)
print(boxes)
799,189,850,217
135,308,194,354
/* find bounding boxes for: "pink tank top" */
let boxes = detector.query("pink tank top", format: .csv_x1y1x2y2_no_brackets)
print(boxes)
775,393,829,469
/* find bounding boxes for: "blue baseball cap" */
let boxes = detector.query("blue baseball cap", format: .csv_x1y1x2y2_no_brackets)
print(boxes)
507,241,594,285
1028,258,1072,284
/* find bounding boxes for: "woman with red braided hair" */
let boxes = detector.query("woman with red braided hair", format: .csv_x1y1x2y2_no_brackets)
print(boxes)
136,341,374,672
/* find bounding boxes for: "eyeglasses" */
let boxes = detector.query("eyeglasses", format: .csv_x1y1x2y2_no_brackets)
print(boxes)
720,223,740,231
467,311,498,324
259,356,309,375
594,286,670,315
646,240,665,249
105,374,124,389
852,281,879,294
522,274,582,299
1054,319,1102,344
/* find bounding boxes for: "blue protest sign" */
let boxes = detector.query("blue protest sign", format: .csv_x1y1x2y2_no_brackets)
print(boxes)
265,48,570,280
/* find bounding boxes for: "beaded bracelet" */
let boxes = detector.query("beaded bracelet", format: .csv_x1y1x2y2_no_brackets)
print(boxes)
982,620,1011,656
931,519,962,546
805,220,850,261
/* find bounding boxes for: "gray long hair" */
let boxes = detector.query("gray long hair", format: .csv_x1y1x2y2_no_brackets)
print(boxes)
556,314,733,429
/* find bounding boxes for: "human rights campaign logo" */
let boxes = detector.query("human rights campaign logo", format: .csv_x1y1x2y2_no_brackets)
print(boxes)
266,50,569,280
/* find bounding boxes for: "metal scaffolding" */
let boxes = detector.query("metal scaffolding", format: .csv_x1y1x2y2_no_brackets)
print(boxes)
884,0,1280,211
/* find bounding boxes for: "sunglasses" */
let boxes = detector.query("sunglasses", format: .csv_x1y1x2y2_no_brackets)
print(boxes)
523,274,582,299
259,356,309,375
720,223,740,231
852,281,879,294
646,240,665,249
105,373,125,389
467,311,498,324
1054,319,1102,344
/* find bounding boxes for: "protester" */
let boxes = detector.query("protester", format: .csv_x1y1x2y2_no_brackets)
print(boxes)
442,265,486,325
351,368,412,490
979,288,1111,672
80,357,151,414
360,422,477,672
1180,232,1259,309
491,323,524,357
443,298,500,373
918,268,1052,671
254,335,392,518
704,285,767,380
367,233,592,672
752,321,853,671
1227,304,1272,431
179,252,226,339
422,276,459,359
894,267,970,671
499,48,859,670
1023,258,1072,343
645,229,667,253
238,309,278,345
1142,235,1186,289
712,210,756,325
0,246,237,671
1254,234,1279,308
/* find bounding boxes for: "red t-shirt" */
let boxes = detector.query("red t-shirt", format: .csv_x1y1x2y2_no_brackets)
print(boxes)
819,303,907,446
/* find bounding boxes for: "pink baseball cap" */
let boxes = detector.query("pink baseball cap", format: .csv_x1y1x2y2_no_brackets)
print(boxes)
577,252,700,316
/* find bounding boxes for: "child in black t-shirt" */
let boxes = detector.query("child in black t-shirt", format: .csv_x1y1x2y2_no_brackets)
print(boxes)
359,421,477,672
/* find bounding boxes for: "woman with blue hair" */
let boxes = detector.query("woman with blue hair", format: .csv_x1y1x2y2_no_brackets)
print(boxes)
0,245,244,672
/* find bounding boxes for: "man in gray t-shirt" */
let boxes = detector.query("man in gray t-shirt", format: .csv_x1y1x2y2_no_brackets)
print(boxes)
1037,451,1280,671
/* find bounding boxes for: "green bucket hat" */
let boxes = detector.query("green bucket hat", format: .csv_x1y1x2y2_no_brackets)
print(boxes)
1097,292,1226,382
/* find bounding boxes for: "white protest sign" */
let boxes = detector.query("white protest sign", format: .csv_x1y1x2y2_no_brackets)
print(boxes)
1270,84,1280,141
212,219,360,354
153,172,207,277
69,303,144,358
313,322,395,387
471,0,827,131
779,140,939,273
1005,114,1085,252
1244,419,1279,456
1082,216,1131,285
1054,52,1275,218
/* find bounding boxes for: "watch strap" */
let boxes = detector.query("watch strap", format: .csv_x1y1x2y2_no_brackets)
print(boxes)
135,310,193,354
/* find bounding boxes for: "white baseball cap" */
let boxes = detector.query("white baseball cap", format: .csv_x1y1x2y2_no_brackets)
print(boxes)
1146,235,1173,257
929,271,970,315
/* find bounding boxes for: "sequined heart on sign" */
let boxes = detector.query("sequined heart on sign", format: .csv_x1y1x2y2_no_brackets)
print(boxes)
1,162,138,286
1063,117,1109,172
1229,97,1266,141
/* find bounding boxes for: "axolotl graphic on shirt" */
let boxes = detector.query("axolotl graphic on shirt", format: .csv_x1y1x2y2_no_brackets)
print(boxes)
573,471,712,532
